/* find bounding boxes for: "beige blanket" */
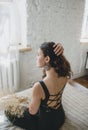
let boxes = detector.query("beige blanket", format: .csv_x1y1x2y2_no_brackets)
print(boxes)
0,82,88,130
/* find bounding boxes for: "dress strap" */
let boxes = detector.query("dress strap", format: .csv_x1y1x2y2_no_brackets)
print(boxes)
39,81,50,103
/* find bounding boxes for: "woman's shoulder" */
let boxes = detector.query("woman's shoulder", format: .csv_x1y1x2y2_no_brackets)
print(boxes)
32,81,45,99
32,81,44,93
32,81,41,89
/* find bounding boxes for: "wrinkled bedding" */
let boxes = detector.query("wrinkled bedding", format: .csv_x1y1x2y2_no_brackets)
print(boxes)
0,83,88,130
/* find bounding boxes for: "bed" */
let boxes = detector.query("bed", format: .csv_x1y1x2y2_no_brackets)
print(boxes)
0,81,88,130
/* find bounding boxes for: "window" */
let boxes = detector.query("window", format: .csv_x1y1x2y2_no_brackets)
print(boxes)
80,0,88,42
0,0,27,52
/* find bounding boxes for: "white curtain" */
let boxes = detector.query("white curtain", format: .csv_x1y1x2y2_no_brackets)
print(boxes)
0,1,20,93
0,1,21,49
0,45,19,93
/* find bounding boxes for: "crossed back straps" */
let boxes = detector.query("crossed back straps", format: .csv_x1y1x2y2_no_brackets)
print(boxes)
39,81,65,109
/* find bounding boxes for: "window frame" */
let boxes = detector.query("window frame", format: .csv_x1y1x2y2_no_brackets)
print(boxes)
80,0,88,43
0,0,28,52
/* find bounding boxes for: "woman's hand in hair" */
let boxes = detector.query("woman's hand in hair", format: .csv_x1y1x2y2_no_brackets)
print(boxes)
53,43,64,56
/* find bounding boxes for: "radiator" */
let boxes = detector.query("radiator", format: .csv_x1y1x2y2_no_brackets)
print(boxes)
0,58,19,92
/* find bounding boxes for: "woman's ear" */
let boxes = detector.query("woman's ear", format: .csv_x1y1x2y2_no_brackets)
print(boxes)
45,56,50,63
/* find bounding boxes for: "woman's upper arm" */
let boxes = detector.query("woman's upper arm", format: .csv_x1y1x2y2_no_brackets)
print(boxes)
29,82,42,115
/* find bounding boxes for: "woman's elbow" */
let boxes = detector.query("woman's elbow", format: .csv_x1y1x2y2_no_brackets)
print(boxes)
29,107,38,115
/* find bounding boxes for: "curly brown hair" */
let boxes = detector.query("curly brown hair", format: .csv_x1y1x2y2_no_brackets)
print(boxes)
40,42,72,78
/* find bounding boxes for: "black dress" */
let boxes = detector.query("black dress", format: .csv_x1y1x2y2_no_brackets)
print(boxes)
5,81,65,130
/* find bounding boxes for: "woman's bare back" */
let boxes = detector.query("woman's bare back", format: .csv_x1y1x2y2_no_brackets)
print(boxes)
41,76,67,109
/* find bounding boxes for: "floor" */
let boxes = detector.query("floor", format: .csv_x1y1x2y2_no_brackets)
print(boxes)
73,75,88,88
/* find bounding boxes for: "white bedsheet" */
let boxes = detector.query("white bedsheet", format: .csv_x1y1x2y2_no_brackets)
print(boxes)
0,83,88,130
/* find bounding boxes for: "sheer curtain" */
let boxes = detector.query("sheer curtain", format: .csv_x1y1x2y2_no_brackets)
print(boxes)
0,1,21,50
0,1,20,93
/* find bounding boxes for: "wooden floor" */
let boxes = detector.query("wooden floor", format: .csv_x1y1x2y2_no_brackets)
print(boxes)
74,75,88,88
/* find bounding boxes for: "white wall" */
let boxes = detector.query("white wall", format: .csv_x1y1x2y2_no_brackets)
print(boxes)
20,0,88,90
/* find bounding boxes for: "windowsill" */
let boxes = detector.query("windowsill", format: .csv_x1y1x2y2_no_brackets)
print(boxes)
0,46,32,54
80,38,88,44
19,46,32,53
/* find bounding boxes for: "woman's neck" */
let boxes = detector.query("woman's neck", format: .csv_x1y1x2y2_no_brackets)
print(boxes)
45,68,58,78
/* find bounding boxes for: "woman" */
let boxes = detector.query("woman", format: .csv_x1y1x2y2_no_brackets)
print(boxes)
5,42,71,130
